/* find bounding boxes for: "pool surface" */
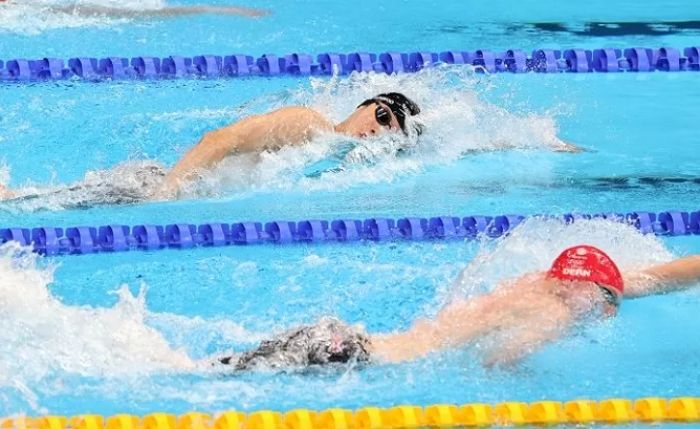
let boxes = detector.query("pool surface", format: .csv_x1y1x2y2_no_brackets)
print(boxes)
0,0,699,422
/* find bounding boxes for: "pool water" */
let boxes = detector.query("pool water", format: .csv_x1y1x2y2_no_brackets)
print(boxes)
0,0,699,420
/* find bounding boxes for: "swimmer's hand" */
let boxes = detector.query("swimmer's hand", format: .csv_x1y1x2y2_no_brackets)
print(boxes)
49,4,271,19
485,138,588,154
214,6,271,17
0,183,15,201
185,5,271,17
552,141,589,153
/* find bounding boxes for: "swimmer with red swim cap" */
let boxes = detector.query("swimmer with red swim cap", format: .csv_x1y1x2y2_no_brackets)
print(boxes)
215,244,700,371
547,245,625,314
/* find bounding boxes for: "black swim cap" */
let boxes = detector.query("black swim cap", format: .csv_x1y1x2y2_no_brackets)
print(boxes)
358,92,423,135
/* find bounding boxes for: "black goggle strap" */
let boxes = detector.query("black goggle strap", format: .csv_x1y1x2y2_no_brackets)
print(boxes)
375,96,407,124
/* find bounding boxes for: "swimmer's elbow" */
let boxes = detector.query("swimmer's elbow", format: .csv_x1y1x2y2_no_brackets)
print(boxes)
200,129,244,156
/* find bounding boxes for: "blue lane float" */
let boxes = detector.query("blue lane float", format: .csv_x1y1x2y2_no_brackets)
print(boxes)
0,210,698,256
1,46,698,82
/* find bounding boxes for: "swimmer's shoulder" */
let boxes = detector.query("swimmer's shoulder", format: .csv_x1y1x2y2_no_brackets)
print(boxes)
229,106,334,151
262,106,334,131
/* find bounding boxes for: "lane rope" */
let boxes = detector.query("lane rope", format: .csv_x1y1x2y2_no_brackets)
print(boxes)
2,397,699,428
0,210,697,256
1,46,698,81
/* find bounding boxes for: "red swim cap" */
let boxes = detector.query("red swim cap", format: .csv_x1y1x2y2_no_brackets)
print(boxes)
547,245,624,298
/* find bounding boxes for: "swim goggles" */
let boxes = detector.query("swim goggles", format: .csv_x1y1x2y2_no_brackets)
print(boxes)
373,103,394,128
596,283,621,307
358,99,395,129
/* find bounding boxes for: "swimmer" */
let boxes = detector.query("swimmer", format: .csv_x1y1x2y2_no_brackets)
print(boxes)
0,93,423,205
0,0,269,18
0,93,578,204
152,92,425,199
153,92,581,199
215,245,700,371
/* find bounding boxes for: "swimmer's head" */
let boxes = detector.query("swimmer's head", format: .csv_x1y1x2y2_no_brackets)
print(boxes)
547,245,624,313
335,92,423,139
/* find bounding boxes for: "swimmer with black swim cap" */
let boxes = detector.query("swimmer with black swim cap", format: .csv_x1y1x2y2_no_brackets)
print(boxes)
0,90,578,204
356,92,424,136
151,91,424,199
0,92,421,203
215,246,700,371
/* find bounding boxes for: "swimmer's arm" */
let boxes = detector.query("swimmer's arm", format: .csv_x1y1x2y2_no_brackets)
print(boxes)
551,141,585,153
624,255,700,299
49,4,269,18
369,295,500,363
483,309,570,368
155,107,332,198
155,122,247,198
485,139,584,153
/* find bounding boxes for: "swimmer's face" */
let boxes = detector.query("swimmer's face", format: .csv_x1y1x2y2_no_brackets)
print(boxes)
555,280,619,317
340,101,401,138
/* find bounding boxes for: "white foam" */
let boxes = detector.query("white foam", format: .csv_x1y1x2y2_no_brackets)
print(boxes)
0,243,195,398
0,0,164,34
0,162,9,185
72,0,164,9
0,240,279,413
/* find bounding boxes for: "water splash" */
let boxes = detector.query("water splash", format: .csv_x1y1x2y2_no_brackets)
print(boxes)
0,242,190,407
0,161,165,212
193,66,571,195
0,0,164,34
0,162,9,185
72,0,164,9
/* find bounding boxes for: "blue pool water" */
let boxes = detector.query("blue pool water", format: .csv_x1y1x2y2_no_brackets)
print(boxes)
0,0,699,420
